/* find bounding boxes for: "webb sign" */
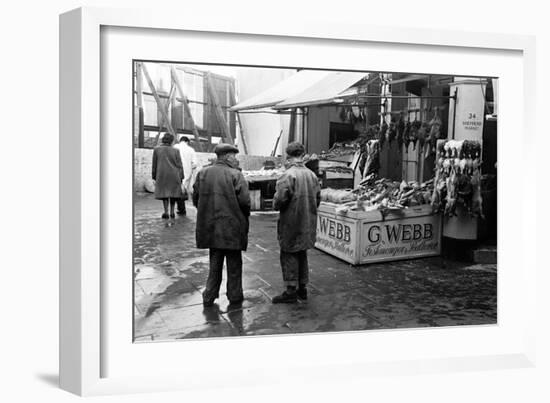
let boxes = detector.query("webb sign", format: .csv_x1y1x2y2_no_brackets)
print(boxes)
316,215,357,261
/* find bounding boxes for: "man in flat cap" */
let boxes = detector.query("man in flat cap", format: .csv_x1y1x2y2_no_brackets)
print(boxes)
192,143,250,307
272,142,321,303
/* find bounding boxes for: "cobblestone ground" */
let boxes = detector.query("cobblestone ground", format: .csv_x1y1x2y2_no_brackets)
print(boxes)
133,193,497,342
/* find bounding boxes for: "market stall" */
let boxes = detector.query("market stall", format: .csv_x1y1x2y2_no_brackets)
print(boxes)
243,167,283,210
314,135,484,264
315,173,442,264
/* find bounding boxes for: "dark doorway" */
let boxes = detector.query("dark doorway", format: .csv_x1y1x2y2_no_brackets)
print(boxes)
329,122,356,148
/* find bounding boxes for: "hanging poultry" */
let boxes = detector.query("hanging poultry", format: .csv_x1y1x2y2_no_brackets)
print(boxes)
430,142,448,213
339,106,347,122
430,172,447,213
470,165,485,218
417,121,430,153
366,124,379,140
428,109,443,153
362,140,381,177
403,119,412,150
387,121,397,146
396,115,405,152
410,119,421,150
444,168,459,216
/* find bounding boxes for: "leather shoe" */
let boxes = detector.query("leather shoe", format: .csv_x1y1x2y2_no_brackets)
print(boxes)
272,291,297,304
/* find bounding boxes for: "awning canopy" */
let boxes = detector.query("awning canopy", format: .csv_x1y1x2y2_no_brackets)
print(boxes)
273,72,368,109
230,70,330,112
387,74,428,85
231,70,368,112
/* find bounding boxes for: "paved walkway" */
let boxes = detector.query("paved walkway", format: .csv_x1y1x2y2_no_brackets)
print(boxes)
133,193,497,342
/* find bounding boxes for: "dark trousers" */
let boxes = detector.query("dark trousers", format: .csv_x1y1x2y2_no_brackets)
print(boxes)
280,250,309,288
203,248,243,303
176,197,186,213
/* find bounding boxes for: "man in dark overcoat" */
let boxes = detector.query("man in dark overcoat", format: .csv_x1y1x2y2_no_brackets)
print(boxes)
272,142,321,303
192,144,250,307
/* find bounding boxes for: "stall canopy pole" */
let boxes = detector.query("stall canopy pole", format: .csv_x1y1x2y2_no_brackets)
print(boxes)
288,109,297,143
302,107,308,152
451,88,458,139
271,130,283,157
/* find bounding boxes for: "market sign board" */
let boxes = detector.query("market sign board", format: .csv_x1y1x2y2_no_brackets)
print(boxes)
448,78,487,143
316,211,358,264
359,212,441,264
315,203,442,265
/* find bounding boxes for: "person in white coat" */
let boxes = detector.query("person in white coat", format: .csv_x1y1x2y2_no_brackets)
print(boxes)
174,136,197,215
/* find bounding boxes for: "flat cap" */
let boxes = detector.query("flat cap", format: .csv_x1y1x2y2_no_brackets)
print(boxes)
285,141,305,157
214,143,239,156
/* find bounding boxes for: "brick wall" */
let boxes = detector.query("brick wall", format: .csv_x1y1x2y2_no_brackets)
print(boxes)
134,148,282,192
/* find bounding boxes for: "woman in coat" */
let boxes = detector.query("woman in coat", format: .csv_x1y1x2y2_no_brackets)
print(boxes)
152,133,184,219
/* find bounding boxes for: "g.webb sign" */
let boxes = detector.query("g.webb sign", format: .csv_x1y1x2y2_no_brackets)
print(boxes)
361,220,439,261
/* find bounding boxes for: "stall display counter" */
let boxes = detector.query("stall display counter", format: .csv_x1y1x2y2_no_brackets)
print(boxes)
246,175,279,211
315,202,442,265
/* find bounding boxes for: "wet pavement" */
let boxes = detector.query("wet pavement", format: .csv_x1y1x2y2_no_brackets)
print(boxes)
133,193,497,342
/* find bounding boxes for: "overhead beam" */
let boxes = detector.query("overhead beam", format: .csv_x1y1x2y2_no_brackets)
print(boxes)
156,82,176,146
141,63,176,138
228,80,248,154
205,73,234,144
170,66,203,151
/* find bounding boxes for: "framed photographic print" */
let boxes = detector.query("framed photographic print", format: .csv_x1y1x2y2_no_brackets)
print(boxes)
60,6,537,396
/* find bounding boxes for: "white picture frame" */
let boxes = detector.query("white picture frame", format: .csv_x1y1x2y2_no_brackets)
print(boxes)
60,6,537,396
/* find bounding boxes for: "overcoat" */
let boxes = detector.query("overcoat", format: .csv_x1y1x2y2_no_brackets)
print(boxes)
152,145,184,199
174,142,197,194
273,161,321,252
192,160,250,251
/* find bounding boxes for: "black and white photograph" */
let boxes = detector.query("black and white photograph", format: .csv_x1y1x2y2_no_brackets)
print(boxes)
132,61,498,342
4,0,550,399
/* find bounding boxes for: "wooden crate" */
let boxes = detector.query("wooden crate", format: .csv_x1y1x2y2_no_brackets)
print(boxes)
315,203,442,265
